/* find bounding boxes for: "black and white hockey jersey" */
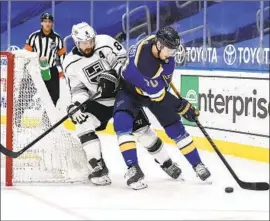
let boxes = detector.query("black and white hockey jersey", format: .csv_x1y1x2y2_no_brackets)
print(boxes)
63,34,127,107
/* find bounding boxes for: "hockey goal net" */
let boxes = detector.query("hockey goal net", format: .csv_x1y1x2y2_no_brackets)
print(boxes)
0,50,89,186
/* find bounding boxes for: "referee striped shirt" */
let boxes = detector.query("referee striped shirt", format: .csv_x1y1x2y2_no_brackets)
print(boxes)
24,29,66,68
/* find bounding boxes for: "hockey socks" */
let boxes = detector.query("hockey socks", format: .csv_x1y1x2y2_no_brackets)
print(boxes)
165,121,202,167
120,138,138,166
178,142,202,167
114,111,138,166
134,126,170,165
79,132,102,161
147,138,170,165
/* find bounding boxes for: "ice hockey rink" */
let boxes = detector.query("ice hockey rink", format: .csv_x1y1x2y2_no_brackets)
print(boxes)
1,134,269,220
1,1,269,220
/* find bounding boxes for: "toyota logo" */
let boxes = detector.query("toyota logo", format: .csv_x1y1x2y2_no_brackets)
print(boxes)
223,44,237,65
175,44,186,65
7,45,20,51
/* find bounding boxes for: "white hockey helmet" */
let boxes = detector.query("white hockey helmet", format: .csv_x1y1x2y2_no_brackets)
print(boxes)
71,22,96,50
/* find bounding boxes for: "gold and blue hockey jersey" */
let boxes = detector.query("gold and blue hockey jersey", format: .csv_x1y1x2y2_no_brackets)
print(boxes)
122,35,175,102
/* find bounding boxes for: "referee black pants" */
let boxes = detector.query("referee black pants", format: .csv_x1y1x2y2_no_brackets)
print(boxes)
45,66,60,106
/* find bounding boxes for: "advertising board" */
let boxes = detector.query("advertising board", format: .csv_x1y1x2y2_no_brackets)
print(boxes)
180,74,269,138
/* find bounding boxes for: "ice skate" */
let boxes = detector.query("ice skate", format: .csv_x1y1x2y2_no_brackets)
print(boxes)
125,164,148,190
156,159,182,180
88,158,111,186
193,163,211,182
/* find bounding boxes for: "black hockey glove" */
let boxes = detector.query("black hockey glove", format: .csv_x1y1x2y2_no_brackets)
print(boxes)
179,98,199,122
67,101,88,124
97,69,119,98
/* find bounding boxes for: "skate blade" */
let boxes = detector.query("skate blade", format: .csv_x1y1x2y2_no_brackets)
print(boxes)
129,181,148,190
176,176,212,185
203,178,212,185
90,176,112,186
177,176,185,182
198,173,212,184
92,181,112,186
168,171,183,180
195,177,213,185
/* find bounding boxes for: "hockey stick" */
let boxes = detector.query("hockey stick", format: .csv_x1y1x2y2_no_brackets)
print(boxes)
0,91,101,159
168,81,269,191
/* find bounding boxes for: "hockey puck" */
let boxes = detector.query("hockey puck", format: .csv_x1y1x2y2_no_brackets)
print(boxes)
225,187,234,193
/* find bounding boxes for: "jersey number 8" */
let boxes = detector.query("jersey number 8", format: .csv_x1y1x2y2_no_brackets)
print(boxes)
114,41,122,51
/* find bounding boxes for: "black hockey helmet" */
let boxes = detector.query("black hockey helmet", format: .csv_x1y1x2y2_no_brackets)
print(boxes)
156,26,180,49
40,13,54,22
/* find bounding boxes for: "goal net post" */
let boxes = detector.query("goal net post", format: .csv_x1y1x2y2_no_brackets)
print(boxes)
0,50,89,186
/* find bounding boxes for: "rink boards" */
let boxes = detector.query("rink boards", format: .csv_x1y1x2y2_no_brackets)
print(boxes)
174,69,269,163
0,69,269,163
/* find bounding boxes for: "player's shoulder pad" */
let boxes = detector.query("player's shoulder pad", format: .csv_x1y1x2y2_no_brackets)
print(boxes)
128,35,155,58
62,48,82,74
139,35,155,44
95,34,116,49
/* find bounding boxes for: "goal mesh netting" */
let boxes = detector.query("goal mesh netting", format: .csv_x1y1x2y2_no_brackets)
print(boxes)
0,51,89,186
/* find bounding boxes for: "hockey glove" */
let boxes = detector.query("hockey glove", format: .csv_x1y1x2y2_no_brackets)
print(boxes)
179,98,199,122
67,101,89,124
97,69,119,98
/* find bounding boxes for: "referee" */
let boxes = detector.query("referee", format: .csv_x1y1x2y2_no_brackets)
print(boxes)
15,13,66,127
24,12,66,105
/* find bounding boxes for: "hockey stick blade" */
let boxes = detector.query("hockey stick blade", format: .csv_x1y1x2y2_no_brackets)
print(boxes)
195,119,269,191
0,91,101,159
238,180,269,191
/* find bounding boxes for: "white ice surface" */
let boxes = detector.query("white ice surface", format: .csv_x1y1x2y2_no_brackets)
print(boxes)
1,134,269,220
